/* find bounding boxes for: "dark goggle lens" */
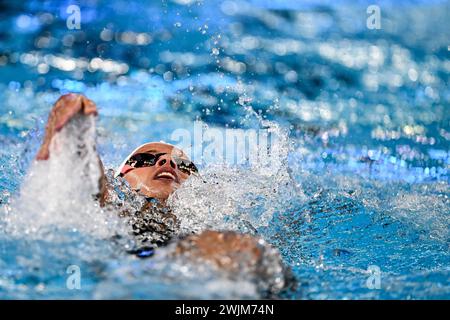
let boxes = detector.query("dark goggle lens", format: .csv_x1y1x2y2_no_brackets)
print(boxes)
174,157,198,175
126,153,164,168
126,153,198,175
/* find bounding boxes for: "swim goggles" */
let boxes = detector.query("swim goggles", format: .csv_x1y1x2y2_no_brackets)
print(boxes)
115,144,198,177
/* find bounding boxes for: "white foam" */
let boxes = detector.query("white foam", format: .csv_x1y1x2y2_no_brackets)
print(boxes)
2,114,128,240
168,120,306,234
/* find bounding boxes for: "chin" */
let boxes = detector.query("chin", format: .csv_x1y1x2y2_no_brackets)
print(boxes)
143,179,177,201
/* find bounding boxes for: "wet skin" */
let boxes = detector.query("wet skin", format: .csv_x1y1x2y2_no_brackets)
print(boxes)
36,93,275,275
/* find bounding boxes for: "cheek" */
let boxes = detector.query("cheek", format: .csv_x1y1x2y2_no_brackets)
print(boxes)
178,173,190,184
124,168,153,187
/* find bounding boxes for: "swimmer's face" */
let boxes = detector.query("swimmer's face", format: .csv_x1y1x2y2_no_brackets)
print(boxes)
120,142,196,201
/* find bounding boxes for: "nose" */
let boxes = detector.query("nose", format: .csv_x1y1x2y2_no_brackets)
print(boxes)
156,154,177,169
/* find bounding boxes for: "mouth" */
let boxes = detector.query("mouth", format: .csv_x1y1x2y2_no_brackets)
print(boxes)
154,168,179,182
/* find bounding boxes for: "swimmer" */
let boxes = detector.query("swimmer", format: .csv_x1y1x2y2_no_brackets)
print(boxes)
35,93,292,296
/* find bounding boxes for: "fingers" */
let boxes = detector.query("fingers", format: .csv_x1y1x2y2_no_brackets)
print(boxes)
53,93,97,131
36,93,98,160
81,95,98,116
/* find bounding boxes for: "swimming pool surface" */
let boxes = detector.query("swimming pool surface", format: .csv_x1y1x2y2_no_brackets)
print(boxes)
0,0,449,299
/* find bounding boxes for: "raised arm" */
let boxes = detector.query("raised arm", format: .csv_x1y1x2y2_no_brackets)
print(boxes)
36,93,98,160
35,93,108,204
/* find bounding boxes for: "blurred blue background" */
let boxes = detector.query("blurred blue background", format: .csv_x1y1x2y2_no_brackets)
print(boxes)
0,0,449,299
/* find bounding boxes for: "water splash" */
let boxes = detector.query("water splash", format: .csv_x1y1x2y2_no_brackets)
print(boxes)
0,0,449,299
168,119,306,235
2,114,129,240
94,235,290,299
93,250,261,299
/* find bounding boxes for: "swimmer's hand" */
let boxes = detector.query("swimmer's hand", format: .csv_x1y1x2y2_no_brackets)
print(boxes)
174,230,263,272
36,93,98,160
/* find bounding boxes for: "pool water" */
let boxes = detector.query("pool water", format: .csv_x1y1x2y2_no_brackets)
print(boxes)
0,0,449,299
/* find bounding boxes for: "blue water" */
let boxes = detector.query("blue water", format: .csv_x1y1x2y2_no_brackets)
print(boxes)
0,0,449,299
